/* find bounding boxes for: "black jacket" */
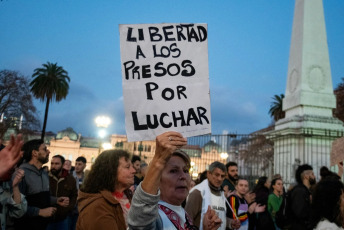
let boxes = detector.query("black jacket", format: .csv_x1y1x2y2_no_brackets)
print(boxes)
290,183,311,230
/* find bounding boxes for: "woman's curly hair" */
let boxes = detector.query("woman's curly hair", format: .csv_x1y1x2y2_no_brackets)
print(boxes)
310,177,344,228
81,149,130,193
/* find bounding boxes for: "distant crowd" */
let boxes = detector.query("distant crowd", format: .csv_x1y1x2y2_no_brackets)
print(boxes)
1,132,343,230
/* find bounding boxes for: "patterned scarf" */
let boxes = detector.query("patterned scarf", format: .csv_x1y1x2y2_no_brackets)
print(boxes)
112,191,131,225
158,204,198,230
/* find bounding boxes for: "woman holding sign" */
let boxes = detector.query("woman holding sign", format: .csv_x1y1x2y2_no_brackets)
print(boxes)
128,131,221,230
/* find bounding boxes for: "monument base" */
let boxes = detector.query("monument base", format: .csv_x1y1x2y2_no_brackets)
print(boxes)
266,115,344,187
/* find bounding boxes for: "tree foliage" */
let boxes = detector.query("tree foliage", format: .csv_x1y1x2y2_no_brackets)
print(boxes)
30,62,70,140
239,134,274,172
334,78,344,123
269,94,285,122
0,70,40,139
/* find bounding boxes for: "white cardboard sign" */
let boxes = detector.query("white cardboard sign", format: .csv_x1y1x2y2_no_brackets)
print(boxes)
119,23,211,142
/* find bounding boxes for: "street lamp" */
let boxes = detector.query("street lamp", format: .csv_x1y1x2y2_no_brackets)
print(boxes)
102,142,112,150
95,115,111,155
220,152,229,163
95,116,111,128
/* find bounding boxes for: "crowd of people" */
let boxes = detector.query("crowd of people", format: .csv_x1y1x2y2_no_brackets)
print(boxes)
1,132,344,230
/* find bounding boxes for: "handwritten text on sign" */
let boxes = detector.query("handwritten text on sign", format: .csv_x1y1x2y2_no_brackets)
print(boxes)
119,23,211,141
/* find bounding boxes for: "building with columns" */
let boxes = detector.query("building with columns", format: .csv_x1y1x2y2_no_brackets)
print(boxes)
31,127,227,178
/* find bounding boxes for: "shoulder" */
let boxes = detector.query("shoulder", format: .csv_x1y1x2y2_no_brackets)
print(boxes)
100,190,119,205
291,184,309,195
188,189,202,199
315,219,344,230
268,193,274,200
228,194,239,203
19,163,33,173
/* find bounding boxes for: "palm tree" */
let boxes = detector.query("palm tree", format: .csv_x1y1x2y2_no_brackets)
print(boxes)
269,94,285,122
30,62,70,140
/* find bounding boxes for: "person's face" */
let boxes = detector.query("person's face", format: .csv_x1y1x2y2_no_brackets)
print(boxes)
36,144,50,164
63,160,72,171
236,179,249,197
160,156,191,206
116,157,136,191
273,179,283,194
264,179,271,189
133,160,140,173
208,168,226,188
75,161,86,173
50,157,63,176
228,166,238,180
306,170,316,185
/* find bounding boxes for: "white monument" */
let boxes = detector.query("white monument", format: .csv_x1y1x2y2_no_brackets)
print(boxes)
268,0,344,184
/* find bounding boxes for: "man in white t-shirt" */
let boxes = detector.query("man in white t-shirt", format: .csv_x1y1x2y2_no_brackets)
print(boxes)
185,161,241,230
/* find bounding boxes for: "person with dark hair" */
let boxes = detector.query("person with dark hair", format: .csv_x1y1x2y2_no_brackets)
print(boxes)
47,155,77,230
131,155,142,189
268,178,284,229
63,160,72,174
253,176,271,205
227,178,266,230
186,161,240,229
222,162,239,195
77,149,136,229
319,166,341,181
68,156,87,230
128,131,222,230
15,139,69,230
251,176,275,230
310,178,344,229
197,170,208,184
290,164,316,230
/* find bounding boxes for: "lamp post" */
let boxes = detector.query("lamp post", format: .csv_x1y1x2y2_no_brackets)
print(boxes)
95,115,111,155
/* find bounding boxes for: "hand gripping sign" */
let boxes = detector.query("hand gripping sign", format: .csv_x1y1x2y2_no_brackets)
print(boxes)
119,23,211,141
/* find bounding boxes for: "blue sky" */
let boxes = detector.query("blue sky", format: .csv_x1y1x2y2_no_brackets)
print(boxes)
1,0,343,137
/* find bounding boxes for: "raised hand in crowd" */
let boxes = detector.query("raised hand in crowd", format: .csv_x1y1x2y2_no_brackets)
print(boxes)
244,191,255,204
12,168,25,204
12,168,25,187
224,185,235,198
0,134,23,179
248,202,266,214
142,131,188,195
203,205,222,230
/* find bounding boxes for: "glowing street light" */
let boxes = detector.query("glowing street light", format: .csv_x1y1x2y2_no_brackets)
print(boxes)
94,115,111,157
220,152,229,161
102,142,112,150
95,116,111,128
98,130,107,138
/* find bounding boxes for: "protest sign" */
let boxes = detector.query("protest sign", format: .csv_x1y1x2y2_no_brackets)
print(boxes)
119,23,211,141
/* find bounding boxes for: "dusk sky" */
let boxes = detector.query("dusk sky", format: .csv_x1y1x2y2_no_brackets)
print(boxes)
1,1,343,138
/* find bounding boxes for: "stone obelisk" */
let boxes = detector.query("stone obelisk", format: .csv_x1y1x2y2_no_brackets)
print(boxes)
269,0,344,184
